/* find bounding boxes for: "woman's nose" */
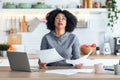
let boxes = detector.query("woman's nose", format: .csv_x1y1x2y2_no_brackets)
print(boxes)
59,19,62,21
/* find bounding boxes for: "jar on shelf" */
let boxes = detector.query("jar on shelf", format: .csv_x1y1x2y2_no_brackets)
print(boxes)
96,47,100,55
93,0,101,8
106,0,112,8
77,0,82,8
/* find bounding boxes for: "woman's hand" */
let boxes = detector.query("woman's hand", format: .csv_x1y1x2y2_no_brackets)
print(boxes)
39,63,48,69
74,63,83,69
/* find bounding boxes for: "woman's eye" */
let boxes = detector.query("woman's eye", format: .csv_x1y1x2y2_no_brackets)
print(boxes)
55,17,66,21
56,17,60,20
62,18,66,20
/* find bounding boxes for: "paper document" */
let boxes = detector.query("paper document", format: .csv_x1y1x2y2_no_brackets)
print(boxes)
66,48,92,65
45,69,93,75
37,48,64,63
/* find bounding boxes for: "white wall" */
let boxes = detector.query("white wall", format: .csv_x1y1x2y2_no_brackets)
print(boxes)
0,0,120,54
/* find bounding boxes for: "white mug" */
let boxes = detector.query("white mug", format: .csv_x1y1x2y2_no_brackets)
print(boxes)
94,63,104,74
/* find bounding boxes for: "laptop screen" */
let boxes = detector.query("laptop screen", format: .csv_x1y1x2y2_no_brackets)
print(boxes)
7,52,31,72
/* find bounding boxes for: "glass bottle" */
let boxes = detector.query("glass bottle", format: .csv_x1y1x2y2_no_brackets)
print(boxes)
96,47,100,55
106,0,112,8
0,0,3,9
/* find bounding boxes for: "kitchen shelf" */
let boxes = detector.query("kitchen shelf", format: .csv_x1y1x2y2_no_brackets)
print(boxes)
0,8,107,14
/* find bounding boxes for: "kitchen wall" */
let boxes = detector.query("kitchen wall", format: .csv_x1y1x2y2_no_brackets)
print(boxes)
0,0,120,54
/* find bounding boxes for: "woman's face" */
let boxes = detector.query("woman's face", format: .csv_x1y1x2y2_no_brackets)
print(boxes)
54,13,67,30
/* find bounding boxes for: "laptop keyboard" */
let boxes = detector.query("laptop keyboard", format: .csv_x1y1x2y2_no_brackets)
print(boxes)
30,67,40,72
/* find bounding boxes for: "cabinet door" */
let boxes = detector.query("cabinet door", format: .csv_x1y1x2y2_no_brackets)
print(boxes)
0,59,39,66
83,59,119,66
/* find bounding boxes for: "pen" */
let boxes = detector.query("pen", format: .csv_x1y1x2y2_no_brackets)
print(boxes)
104,68,114,71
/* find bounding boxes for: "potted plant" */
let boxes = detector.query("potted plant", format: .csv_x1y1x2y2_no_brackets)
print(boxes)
107,0,120,31
0,43,10,57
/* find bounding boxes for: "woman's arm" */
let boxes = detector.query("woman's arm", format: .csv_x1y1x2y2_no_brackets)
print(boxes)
71,36,80,59
47,60,73,66
40,36,48,50
71,36,84,68
38,36,48,69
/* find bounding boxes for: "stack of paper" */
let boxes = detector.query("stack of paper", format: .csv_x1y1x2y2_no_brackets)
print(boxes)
45,69,94,75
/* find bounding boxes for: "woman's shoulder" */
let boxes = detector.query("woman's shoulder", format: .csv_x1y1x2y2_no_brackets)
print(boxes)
44,32,51,36
68,33,79,44
69,32,77,39
42,32,53,38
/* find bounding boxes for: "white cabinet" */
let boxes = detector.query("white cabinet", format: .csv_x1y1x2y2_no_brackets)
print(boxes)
0,59,9,66
84,59,119,66
0,58,119,66
0,59,39,66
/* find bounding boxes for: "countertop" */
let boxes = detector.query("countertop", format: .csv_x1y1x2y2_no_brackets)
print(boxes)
1,54,120,59
0,54,120,80
0,66,120,80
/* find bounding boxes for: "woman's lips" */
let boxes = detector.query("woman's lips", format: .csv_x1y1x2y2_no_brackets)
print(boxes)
58,23,63,25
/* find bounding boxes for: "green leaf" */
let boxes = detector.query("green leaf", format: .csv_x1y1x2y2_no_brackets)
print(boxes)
108,23,110,26
107,0,120,31
108,8,111,11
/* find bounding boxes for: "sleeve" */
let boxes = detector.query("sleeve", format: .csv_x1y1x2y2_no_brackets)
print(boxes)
40,36,48,50
47,60,73,66
71,36,80,59
38,36,48,64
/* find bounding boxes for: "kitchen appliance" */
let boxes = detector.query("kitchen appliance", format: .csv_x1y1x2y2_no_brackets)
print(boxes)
103,42,111,55
114,37,120,55
102,32,111,55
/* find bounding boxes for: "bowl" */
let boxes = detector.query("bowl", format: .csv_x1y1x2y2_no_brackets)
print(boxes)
5,4,16,9
4,2,16,9
80,47,96,55
32,4,48,9
18,3,32,9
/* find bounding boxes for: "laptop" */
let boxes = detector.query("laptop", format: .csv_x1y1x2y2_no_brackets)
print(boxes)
7,52,39,72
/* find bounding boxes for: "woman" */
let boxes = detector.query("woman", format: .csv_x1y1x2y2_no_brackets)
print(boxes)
39,9,83,69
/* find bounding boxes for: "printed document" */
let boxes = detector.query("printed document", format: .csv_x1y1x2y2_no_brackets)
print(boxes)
38,48,64,63
66,48,92,65
37,48,92,65
45,69,94,75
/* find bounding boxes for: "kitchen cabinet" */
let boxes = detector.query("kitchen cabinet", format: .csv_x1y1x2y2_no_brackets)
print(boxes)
0,59,38,66
0,59,119,66
0,54,120,66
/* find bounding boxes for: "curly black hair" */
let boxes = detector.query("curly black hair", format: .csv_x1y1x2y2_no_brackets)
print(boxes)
46,9,77,32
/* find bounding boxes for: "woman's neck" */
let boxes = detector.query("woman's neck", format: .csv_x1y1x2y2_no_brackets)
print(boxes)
55,29,65,37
